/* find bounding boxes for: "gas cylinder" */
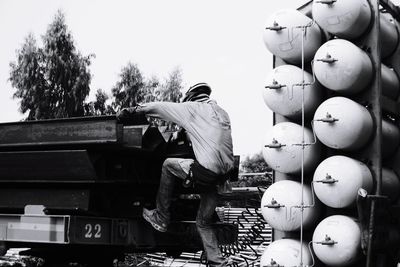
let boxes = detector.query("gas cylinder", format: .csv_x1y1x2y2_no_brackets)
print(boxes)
263,9,322,64
263,65,324,119
313,39,373,94
382,168,400,202
380,12,399,58
382,119,400,159
262,122,321,174
261,180,320,231
312,0,399,57
312,0,371,39
382,64,400,100
260,239,312,267
312,215,361,266
313,97,373,151
313,155,373,208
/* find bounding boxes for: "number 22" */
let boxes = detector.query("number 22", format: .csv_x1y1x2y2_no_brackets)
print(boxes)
84,223,102,238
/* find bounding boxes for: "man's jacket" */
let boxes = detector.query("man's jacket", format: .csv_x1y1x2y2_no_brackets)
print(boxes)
139,100,234,175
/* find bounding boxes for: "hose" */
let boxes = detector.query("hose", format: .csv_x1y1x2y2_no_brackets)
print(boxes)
219,206,269,267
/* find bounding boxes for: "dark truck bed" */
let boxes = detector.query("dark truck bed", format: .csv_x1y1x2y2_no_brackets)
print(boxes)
0,116,237,263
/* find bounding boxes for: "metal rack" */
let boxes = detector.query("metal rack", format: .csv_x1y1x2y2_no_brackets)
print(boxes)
269,0,400,266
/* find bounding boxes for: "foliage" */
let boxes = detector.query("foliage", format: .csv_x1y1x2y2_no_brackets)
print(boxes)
240,152,271,173
232,175,271,188
9,10,93,120
111,65,184,112
109,64,184,128
111,62,145,111
9,10,184,120
142,75,160,103
149,68,183,127
232,152,272,188
84,89,114,116
85,68,182,117
158,67,183,103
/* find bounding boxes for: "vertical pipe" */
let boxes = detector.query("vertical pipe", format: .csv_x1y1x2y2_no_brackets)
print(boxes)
366,0,382,266
300,25,306,267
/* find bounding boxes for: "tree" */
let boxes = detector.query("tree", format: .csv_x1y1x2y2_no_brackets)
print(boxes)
149,68,184,128
158,67,183,103
111,64,184,111
142,75,160,103
9,34,46,120
110,63,184,129
111,62,145,111
232,152,272,187
9,10,93,120
84,89,114,116
241,152,271,174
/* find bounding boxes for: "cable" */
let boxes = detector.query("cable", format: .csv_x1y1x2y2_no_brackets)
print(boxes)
219,207,269,267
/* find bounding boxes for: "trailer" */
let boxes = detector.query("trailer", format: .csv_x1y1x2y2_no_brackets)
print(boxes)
0,115,238,265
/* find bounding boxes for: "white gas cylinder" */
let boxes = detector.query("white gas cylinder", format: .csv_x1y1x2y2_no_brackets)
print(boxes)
382,168,400,202
313,155,373,208
313,97,373,151
382,119,400,159
260,239,312,267
263,65,324,119
312,0,371,39
313,39,373,94
312,215,361,266
263,9,322,64
312,0,399,58
261,180,320,231
262,122,321,174
382,64,400,100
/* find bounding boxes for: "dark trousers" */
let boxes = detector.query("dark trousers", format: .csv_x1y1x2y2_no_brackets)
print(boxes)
156,158,227,267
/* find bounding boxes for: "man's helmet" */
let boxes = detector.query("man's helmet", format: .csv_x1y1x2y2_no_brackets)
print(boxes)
182,83,212,102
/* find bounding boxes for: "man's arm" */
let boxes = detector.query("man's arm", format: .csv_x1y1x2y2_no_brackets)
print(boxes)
118,102,193,129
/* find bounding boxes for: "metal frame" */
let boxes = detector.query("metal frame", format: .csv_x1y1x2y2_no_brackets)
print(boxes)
362,1,383,266
0,203,237,259
269,0,400,265
0,116,121,147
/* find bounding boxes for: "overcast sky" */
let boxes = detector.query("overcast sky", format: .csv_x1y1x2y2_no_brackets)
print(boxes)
0,0,312,157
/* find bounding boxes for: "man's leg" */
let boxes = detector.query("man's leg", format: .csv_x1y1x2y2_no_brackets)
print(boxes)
196,190,227,267
144,158,193,231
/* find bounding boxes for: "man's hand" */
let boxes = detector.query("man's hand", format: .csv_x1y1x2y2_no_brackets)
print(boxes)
170,131,179,141
116,107,134,122
170,128,186,142
116,106,148,125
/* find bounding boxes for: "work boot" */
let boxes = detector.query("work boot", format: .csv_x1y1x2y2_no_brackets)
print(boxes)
142,208,168,232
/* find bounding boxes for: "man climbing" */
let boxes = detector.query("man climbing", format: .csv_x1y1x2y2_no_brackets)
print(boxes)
117,83,234,267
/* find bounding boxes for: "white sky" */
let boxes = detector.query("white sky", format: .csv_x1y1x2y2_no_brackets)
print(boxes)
0,0,309,157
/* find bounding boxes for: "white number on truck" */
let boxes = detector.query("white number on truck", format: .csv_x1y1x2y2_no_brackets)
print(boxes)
84,223,102,238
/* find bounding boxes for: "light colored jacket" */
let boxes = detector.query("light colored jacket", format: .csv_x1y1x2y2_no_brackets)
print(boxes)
139,100,234,174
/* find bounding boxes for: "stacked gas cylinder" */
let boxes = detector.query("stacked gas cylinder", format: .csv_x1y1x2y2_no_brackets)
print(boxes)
260,0,400,266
